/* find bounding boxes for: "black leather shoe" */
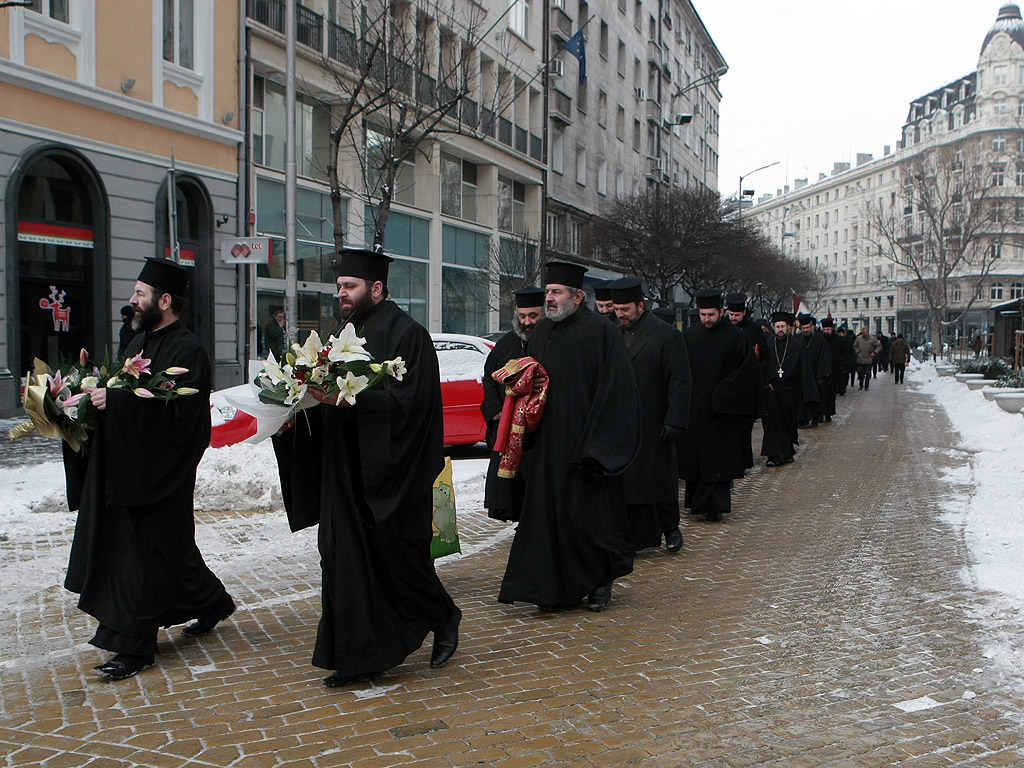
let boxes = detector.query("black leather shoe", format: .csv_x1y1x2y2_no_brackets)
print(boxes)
665,528,683,553
429,606,461,669
705,511,724,522
323,672,369,688
587,583,612,612
182,596,236,637
92,653,155,681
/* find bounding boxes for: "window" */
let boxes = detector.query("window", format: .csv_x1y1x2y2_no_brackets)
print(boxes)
597,156,607,195
616,105,625,140
1012,282,1024,299
906,291,914,305
508,0,528,37
994,134,1006,152
575,144,587,186
991,282,1004,300
253,76,331,180
992,164,1006,186
991,242,1002,260
615,168,624,196
366,127,415,204
599,21,609,59
497,177,525,234
546,212,560,249
953,285,962,303
440,153,478,222
569,221,582,255
994,65,1008,86
617,40,626,76
442,224,489,336
552,127,564,174
27,0,68,22
163,0,194,70
597,90,607,126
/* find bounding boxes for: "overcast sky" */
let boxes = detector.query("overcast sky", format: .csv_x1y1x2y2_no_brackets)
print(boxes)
694,1,1008,200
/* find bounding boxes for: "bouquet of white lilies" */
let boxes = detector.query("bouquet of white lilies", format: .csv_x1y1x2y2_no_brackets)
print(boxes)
225,326,407,443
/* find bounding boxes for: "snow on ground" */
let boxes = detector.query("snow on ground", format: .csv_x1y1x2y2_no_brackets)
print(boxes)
914,359,1024,693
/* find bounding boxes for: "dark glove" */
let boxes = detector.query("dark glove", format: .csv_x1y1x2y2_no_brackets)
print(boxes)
660,425,683,442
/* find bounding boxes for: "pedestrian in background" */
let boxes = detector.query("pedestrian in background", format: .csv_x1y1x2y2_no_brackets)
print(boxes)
263,306,287,360
116,304,138,358
890,334,911,384
853,326,881,391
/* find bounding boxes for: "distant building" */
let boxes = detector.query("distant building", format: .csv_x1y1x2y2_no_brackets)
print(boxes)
749,2,1024,346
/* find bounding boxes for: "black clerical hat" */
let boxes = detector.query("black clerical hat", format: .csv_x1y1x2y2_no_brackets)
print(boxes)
593,280,613,301
652,307,676,323
608,277,644,304
820,317,835,328
725,292,748,312
797,313,816,325
514,287,544,308
334,249,393,283
771,311,796,325
120,304,134,319
544,261,587,289
138,257,190,297
694,289,722,309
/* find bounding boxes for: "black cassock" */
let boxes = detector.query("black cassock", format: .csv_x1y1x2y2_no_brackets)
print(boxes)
273,300,455,675
821,332,846,415
63,321,231,656
800,330,832,423
734,317,769,468
621,311,691,549
762,335,820,462
499,305,641,607
480,329,528,520
677,319,761,514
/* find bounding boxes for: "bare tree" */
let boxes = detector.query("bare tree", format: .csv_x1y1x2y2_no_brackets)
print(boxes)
316,0,519,250
489,228,542,315
868,140,1004,351
587,187,737,306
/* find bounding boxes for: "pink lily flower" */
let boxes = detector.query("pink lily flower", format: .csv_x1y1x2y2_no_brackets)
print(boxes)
121,352,152,379
79,348,89,366
134,388,155,398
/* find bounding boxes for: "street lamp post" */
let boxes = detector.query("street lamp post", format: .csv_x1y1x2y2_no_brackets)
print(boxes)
737,161,780,222
665,65,728,188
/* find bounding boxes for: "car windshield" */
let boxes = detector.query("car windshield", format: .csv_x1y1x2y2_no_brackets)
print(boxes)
434,341,485,382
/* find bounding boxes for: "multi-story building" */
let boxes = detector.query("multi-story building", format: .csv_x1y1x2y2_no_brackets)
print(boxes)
749,3,1024,347
544,0,725,285
0,1,244,415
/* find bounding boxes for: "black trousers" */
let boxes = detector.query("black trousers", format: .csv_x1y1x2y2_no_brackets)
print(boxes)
893,363,906,383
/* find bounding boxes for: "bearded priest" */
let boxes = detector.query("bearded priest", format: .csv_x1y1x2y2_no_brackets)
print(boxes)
761,311,819,467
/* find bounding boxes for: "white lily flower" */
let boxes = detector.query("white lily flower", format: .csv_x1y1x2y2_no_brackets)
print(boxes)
292,331,324,367
336,371,369,405
327,325,372,363
283,378,308,406
80,375,99,390
308,365,329,385
385,357,407,381
262,352,287,385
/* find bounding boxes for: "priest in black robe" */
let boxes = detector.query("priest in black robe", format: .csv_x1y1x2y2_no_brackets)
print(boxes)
480,287,544,521
65,258,235,681
797,314,832,427
592,280,618,323
272,249,460,687
762,312,820,466
610,277,690,553
819,318,844,420
677,290,762,522
726,292,768,470
499,262,641,612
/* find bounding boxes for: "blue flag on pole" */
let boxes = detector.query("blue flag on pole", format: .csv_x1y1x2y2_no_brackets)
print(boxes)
562,28,587,84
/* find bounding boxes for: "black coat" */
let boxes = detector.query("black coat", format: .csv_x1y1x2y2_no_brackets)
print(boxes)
64,321,228,651
272,300,451,674
621,310,690,504
499,305,641,607
480,329,528,516
762,334,819,460
677,318,762,483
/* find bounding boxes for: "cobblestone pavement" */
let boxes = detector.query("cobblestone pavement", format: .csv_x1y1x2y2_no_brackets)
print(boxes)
2,374,1024,767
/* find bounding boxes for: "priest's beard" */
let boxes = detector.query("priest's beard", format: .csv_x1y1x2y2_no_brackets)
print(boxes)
132,299,163,331
339,290,375,322
545,297,577,322
513,315,534,341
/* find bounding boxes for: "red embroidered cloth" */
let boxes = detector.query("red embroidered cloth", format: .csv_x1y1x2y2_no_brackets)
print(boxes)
491,356,548,478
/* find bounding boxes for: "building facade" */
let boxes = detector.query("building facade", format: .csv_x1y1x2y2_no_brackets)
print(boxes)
749,3,1024,348
0,1,244,415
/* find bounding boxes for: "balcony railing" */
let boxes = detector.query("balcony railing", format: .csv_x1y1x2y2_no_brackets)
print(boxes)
296,4,323,50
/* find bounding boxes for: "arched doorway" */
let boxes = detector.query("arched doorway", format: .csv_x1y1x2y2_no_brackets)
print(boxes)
154,175,214,358
5,147,109,384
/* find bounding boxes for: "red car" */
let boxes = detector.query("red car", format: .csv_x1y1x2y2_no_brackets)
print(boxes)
432,333,493,446
209,333,494,448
